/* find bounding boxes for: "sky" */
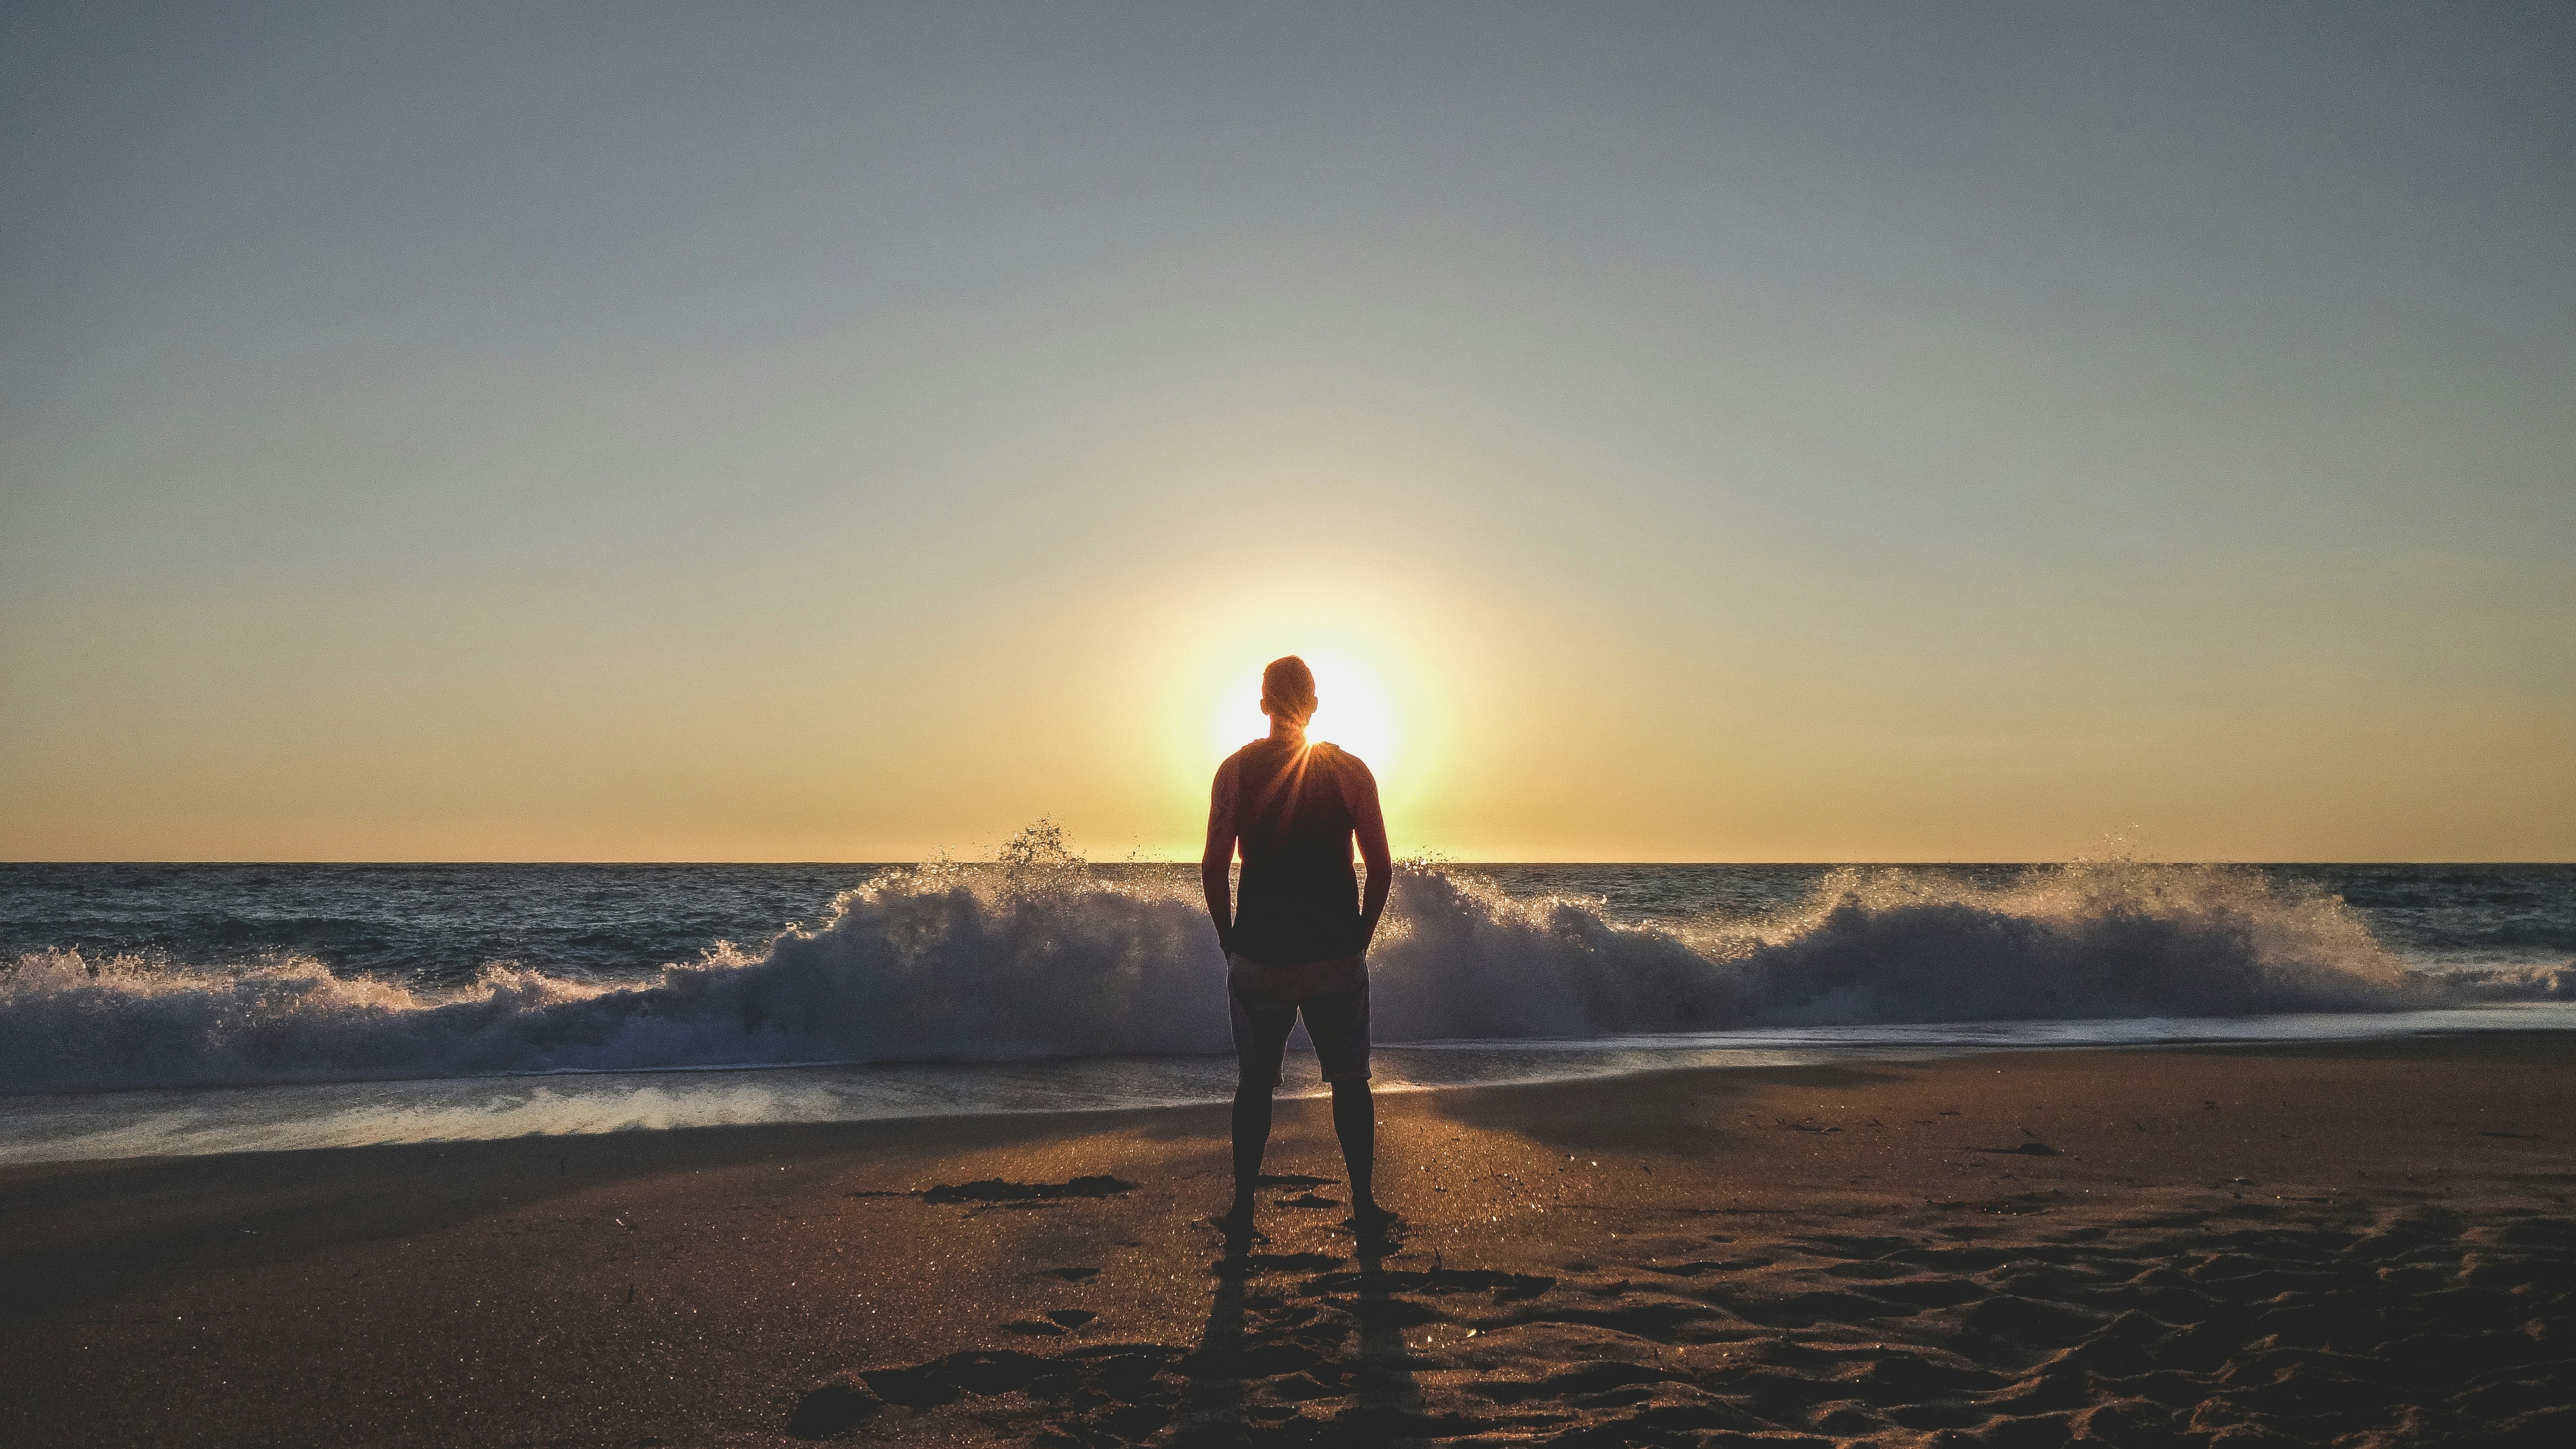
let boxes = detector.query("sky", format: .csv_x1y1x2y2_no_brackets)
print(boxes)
3,1,2570,862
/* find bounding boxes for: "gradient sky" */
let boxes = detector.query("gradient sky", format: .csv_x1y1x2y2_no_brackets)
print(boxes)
4,2,2570,862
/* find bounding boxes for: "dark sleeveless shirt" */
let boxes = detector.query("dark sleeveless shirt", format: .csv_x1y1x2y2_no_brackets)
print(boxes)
1229,738,1363,968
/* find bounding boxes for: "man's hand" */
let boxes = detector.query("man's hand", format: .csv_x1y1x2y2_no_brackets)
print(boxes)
1347,755,1392,954
1202,754,1241,957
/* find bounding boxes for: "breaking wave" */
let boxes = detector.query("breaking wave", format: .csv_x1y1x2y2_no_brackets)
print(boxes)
4,844,2566,1094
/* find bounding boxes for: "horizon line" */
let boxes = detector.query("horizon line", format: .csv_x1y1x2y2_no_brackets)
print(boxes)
5,858,2570,868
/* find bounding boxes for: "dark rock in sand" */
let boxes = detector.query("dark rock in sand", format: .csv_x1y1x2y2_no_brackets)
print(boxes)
922,1174,1137,1203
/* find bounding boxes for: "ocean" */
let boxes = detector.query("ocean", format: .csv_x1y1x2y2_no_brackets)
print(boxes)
4,854,2571,1163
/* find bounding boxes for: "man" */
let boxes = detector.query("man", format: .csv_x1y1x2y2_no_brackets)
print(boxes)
1202,655,1396,1239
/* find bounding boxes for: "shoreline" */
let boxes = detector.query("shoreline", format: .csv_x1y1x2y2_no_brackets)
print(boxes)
11,1004,2576,1168
5,1033,2572,1446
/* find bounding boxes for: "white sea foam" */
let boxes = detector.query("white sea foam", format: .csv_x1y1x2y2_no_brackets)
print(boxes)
4,849,2566,1094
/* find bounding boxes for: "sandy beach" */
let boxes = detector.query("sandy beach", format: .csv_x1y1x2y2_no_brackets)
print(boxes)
5,1033,2571,1447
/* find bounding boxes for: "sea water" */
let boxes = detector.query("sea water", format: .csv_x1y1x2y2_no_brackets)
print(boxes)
3,856,2570,1163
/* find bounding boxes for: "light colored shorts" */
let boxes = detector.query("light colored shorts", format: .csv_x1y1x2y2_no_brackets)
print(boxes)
1227,951,1371,1087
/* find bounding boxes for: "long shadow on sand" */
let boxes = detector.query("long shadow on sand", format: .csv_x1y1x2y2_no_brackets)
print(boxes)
1165,1223,1447,1445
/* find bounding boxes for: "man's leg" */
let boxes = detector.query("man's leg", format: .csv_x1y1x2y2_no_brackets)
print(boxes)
1330,1079,1376,1215
1230,1081,1274,1218
1303,981,1386,1224
1226,982,1293,1226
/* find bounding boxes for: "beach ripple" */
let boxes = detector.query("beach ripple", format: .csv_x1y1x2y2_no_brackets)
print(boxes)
794,1198,2574,1446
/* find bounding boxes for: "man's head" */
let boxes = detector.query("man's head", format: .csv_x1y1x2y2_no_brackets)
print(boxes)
1260,655,1318,727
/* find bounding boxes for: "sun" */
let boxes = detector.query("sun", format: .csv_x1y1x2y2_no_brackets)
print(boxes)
1156,587,1449,824
1210,652,1401,775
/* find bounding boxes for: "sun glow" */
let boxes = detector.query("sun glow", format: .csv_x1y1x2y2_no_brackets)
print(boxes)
1209,652,1402,776
1144,574,1462,852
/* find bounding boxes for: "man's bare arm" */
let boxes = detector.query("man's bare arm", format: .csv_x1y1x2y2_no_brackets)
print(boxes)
1201,755,1240,956
1347,757,1392,953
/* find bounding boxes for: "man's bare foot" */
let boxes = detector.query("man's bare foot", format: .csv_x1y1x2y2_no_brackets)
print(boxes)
1212,1201,1264,1242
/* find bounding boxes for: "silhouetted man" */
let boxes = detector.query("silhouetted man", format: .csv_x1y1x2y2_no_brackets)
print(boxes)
1202,655,1395,1239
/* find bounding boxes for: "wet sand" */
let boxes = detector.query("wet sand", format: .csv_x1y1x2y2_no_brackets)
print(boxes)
4,1033,2572,1447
